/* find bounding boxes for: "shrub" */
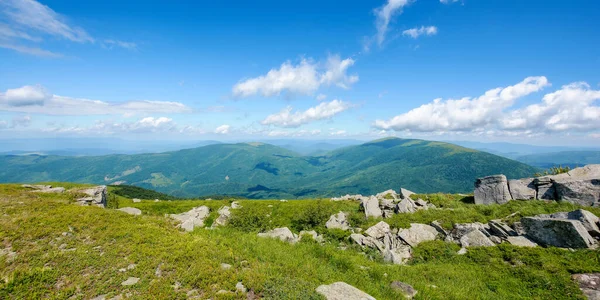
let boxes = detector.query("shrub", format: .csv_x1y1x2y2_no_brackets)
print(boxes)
228,206,271,232
290,200,334,232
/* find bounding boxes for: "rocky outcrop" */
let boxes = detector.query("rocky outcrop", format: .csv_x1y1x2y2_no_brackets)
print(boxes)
521,217,597,249
390,281,418,299
351,221,413,265
22,184,65,193
398,223,438,247
76,186,107,207
474,175,512,205
169,206,210,232
506,236,537,247
316,282,376,300
257,227,299,243
325,212,350,230
459,229,495,247
212,206,231,227
508,178,536,200
361,196,382,218
572,273,600,300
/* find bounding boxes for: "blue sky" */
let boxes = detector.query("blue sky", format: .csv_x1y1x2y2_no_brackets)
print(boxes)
1,0,599,145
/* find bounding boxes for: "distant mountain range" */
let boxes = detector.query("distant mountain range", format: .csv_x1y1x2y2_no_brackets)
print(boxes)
0,137,539,198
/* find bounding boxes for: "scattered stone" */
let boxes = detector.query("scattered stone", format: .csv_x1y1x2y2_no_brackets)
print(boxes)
325,211,350,230
132,198,141,203
212,206,231,227
395,198,417,214
220,263,232,270
365,221,390,239
460,230,495,247
231,201,242,209
155,264,162,277
512,221,526,236
236,282,247,293
299,230,324,242
315,282,376,300
398,223,438,247
186,289,200,298
430,221,448,237
474,175,512,205
169,206,210,232
280,199,288,202
399,188,415,200
572,273,600,300
508,178,536,200
154,199,160,202
121,277,139,286
521,217,597,248
257,227,298,243
361,196,382,218
376,189,399,200
506,236,538,247
76,186,107,207
457,247,468,255
22,184,65,193
568,209,600,237
489,236,503,244
383,245,412,265
390,281,418,299
488,220,517,238
117,207,142,216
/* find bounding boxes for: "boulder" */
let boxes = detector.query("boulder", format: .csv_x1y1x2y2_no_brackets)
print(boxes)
506,236,538,247
361,236,385,252
169,206,210,232
534,177,556,200
257,227,298,243
376,189,398,200
398,223,438,247
390,281,418,299
299,230,324,243
568,209,600,237
383,245,412,265
121,277,139,286
380,199,396,210
76,186,107,207
488,220,517,238
361,196,382,218
395,198,417,214
460,230,495,247
325,212,350,231
132,198,141,203
554,179,600,206
231,201,242,209
430,221,448,237
315,282,376,300
508,178,536,200
474,175,512,205
365,221,390,239
572,273,600,300
350,233,365,246
521,217,597,248
399,188,415,200
449,222,490,242
117,207,142,216
212,206,231,227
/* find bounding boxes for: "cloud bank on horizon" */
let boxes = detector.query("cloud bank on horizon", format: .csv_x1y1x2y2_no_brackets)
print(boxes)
0,0,599,145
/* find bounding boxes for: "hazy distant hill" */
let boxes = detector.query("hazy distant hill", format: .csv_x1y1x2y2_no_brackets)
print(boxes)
0,138,539,198
516,151,600,169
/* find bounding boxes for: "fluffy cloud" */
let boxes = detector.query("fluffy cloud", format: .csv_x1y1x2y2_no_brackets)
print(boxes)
316,94,327,101
402,26,438,38
43,117,184,135
374,76,550,132
0,85,191,115
261,100,352,128
374,0,412,46
214,124,230,134
232,54,358,98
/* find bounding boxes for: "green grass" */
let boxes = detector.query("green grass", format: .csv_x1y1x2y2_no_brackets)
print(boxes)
1,183,599,299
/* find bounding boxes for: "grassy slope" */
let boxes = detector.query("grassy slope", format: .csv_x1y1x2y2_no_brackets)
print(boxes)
0,138,540,198
2,184,600,299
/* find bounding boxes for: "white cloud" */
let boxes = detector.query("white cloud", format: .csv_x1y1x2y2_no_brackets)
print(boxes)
374,76,550,132
316,94,327,101
0,120,7,129
0,85,192,115
0,42,62,57
11,114,31,127
1,0,93,43
215,124,230,134
232,54,358,98
43,117,181,135
103,39,137,51
440,0,460,4
267,129,321,137
402,26,438,38
261,99,352,128
0,85,50,106
329,130,347,136
374,0,412,46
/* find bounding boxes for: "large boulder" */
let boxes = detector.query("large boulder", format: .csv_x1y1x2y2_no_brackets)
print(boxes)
506,236,538,247
398,223,438,247
554,179,600,206
399,188,415,200
169,206,210,232
212,206,231,227
533,177,556,200
474,175,512,205
117,207,142,216
460,229,495,247
316,282,376,300
508,178,536,200
521,217,597,248
76,186,107,207
568,209,600,237
364,221,390,239
325,212,350,231
383,245,412,265
572,273,600,300
376,189,398,200
257,227,298,244
361,196,382,218
395,198,417,214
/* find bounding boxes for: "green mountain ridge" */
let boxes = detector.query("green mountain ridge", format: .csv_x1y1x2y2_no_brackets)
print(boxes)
0,138,539,198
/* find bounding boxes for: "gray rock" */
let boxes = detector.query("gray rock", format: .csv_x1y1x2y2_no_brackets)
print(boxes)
572,273,600,300
512,222,526,236
76,186,107,207
474,175,512,205
382,209,395,218
460,230,495,247
376,189,398,200
568,209,600,237
220,263,232,270
399,188,415,200
390,281,418,299
457,247,468,255
23,184,65,193
325,212,350,230
361,196,382,218
383,245,412,265
398,223,438,247
132,198,141,203
169,206,210,232
521,217,597,248
506,236,538,247
257,227,298,244
395,198,417,214
361,236,385,252
236,281,247,293
350,233,365,245
489,235,503,244
534,177,556,200
231,201,242,209
488,220,517,238
316,282,376,300
451,222,490,241
117,207,142,216
365,221,390,239
430,221,448,237
121,277,139,286
212,206,231,227
299,230,324,242
508,178,536,200
380,199,396,209
554,179,600,206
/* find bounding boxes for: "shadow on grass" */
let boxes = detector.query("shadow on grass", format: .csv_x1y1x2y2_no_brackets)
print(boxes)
460,196,475,204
